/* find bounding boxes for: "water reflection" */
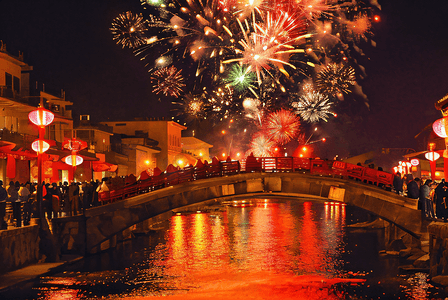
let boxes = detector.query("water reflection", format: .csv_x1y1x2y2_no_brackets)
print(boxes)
15,199,448,300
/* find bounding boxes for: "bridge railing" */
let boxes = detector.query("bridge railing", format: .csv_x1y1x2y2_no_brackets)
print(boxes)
97,157,394,204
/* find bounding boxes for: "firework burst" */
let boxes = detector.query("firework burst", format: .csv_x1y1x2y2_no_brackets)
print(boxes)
292,91,333,123
345,14,372,41
315,63,356,98
151,65,186,97
265,109,300,144
225,64,257,94
111,11,148,48
247,132,277,157
172,93,205,119
204,87,237,121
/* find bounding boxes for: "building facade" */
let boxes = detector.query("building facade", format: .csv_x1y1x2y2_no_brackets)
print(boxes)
100,119,186,170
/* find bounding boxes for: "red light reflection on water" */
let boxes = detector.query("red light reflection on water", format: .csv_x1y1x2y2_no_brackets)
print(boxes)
146,200,361,299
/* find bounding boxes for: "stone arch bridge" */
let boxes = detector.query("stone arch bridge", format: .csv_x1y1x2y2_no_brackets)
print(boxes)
54,172,427,254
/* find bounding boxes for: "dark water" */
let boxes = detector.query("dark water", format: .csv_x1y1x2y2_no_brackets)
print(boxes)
3,199,448,299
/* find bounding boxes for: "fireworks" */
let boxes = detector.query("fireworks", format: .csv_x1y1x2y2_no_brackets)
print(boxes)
242,97,264,125
315,63,356,98
112,0,379,149
345,14,372,41
172,93,205,119
265,109,300,144
151,66,185,97
225,64,257,93
292,91,333,123
111,11,148,48
204,87,236,121
247,132,277,157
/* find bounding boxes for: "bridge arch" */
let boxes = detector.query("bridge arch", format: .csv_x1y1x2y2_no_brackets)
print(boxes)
68,172,426,253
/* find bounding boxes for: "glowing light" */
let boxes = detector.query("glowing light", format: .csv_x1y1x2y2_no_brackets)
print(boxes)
410,159,419,166
145,160,150,165
425,151,440,162
28,108,54,127
64,155,83,166
433,117,448,138
31,140,50,153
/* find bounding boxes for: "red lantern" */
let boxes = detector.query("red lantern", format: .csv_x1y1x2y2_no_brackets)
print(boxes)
31,140,50,153
433,117,448,138
28,108,54,127
64,155,83,166
425,151,440,161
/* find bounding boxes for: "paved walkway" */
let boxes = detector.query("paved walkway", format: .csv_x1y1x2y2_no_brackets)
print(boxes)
0,255,82,292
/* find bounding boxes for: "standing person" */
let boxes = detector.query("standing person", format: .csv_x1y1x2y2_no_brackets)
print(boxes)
68,182,79,216
61,181,69,216
420,179,435,219
407,177,420,200
51,183,61,218
435,179,448,220
19,183,31,225
43,183,53,219
393,172,403,195
92,180,100,206
0,180,8,229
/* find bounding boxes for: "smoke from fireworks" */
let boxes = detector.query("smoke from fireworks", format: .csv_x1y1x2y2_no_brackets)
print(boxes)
111,11,148,48
151,66,185,97
292,91,333,123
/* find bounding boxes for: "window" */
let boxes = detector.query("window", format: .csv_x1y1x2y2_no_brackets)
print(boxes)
115,123,126,126
13,76,20,93
52,104,60,112
5,73,12,88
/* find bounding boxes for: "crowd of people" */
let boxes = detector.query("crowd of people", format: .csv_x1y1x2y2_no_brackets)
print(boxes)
394,172,448,221
0,178,116,229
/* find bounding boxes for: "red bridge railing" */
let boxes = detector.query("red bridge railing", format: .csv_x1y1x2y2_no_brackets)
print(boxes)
98,157,394,204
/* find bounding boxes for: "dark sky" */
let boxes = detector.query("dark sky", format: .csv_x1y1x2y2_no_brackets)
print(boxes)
1,0,448,159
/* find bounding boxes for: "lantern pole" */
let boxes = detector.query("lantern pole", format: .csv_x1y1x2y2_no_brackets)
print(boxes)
29,98,54,219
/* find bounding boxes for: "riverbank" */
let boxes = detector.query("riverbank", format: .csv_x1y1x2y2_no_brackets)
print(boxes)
0,255,82,293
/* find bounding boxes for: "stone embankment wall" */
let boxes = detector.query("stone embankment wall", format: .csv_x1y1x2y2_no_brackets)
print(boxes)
429,223,448,280
0,225,40,274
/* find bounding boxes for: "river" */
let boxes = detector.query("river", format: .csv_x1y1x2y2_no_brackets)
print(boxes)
3,198,448,299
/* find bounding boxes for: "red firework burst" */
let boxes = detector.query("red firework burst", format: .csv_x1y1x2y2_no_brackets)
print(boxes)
151,66,185,98
265,109,300,144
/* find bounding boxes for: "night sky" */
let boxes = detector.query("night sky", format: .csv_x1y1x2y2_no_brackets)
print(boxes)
1,0,448,159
